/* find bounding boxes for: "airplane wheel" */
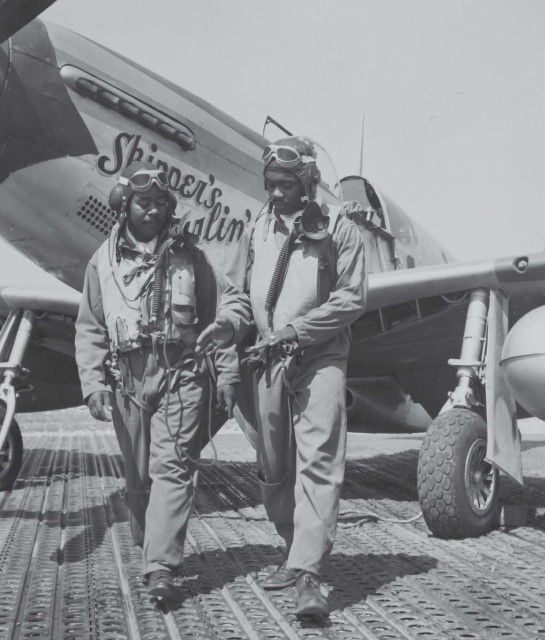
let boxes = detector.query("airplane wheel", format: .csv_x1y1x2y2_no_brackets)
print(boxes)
0,413,23,491
417,407,498,539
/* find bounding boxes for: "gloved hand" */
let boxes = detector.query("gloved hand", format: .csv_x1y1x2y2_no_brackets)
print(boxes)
245,325,298,354
217,384,237,419
196,315,235,355
87,390,113,422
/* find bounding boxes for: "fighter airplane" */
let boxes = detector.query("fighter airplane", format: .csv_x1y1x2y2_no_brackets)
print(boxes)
1,1,544,541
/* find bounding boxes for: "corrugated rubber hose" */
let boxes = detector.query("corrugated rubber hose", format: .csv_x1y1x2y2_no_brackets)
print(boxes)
264,231,295,328
150,239,172,326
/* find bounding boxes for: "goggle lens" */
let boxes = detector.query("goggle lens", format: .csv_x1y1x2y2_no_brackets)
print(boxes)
263,145,300,163
129,170,169,191
262,145,315,169
276,147,300,163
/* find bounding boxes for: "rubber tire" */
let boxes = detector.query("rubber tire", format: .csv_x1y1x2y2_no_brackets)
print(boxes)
0,415,23,491
417,407,498,539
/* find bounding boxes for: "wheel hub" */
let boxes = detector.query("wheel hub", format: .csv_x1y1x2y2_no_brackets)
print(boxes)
464,437,496,514
0,438,14,479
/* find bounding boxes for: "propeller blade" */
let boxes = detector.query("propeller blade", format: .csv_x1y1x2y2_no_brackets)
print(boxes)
0,0,58,43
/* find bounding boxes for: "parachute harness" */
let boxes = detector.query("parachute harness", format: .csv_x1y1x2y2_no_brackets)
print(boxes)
107,226,161,310
153,245,219,469
109,231,218,469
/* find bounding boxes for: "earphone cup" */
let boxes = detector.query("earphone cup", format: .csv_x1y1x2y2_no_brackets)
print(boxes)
109,184,130,213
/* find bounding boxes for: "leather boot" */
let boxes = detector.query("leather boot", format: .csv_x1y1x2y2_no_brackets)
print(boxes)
146,569,174,599
294,572,328,617
262,560,298,590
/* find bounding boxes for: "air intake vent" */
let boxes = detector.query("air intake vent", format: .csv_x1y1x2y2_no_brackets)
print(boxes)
61,65,196,151
76,195,115,237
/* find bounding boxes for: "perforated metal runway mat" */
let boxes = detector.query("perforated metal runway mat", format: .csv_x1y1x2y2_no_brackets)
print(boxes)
1,408,544,639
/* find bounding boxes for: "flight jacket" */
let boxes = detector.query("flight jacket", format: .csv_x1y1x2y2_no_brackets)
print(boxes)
219,208,368,353
75,228,239,403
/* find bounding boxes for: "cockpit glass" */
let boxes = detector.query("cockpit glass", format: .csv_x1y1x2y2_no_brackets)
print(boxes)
339,176,368,204
311,139,343,206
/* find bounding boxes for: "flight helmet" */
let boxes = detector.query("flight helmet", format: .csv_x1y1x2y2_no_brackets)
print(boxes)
262,136,321,202
108,161,177,228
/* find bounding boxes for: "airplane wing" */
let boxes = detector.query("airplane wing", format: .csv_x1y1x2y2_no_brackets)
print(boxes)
0,285,82,412
4,250,545,416
348,251,545,485
355,251,545,414
365,251,545,312
0,285,79,316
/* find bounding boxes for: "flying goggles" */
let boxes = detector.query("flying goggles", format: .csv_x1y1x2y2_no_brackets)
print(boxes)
262,144,315,169
118,169,169,192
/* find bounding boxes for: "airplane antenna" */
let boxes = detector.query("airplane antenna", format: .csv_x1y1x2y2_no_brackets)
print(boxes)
263,115,293,138
358,112,365,176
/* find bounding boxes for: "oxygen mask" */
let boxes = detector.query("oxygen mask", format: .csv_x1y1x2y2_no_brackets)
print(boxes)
295,201,330,241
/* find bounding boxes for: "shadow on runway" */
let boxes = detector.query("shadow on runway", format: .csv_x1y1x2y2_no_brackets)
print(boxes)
12,444,545,512
163,544,438,616
2,441,542,571
325,551,439,612
0,488,128,564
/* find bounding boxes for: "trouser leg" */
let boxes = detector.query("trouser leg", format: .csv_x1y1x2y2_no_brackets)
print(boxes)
287,355,347,576
255,362,296,551
111,389,151,547
142,367,207,575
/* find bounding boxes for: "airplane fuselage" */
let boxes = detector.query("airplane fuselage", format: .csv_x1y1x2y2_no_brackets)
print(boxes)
0,20,469,430
0,20,454,289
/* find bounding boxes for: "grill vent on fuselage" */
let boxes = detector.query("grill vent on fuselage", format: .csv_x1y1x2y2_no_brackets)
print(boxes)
76,196,115,236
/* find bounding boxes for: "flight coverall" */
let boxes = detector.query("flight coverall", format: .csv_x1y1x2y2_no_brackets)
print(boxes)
220,206,367,575
75,226,238,576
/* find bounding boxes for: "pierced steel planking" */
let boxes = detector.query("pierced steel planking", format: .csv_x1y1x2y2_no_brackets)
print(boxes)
0,410,542,639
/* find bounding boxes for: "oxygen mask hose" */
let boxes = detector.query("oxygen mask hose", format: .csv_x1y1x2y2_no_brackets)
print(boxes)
265,231,294,328
150,239,172,327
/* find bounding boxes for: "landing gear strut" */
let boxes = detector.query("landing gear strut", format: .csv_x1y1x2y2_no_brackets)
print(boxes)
417,289,499,538
0,310,34,490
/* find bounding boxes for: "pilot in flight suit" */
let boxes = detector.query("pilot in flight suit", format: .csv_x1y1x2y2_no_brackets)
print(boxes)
75,161,238,599
197,136,367,617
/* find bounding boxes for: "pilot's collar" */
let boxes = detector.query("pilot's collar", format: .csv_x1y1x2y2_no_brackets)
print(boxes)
274,208,304,234
124,227,158,255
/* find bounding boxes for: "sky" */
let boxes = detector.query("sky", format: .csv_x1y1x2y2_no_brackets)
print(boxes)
2,0,545,287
